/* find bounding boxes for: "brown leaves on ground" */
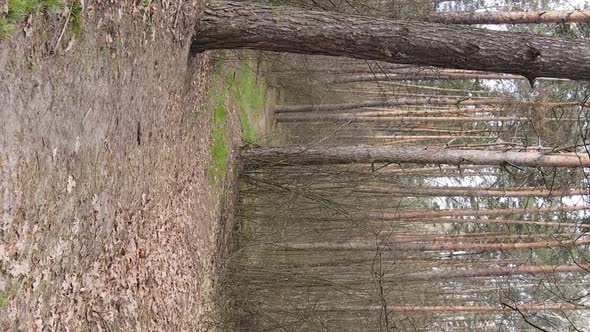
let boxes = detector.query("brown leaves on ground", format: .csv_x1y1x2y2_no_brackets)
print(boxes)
1,0,228,330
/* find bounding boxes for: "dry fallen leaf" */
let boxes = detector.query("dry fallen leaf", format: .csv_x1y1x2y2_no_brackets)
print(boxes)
24,16,33,38
10,262,31,277
67,175,76,193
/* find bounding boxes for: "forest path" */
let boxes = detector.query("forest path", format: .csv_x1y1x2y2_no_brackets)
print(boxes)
0,1,231,330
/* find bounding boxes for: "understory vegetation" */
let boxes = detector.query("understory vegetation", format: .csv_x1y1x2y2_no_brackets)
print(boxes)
0,0,63,37
211,1,590,331
207,52,268,184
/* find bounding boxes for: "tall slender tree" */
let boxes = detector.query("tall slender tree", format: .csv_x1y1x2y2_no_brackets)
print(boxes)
425,9,590,25
244,145,590,168
409,263,590,281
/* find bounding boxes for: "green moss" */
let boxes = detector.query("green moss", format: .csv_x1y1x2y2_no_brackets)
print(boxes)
208,75,230,185
239,111,255,143
234,61,266,142
69,0,82,37
0,290,6,309
209,128,229,184
42,0,63,9
236,62,265,114
0,0,63,38
8,0,40,21
207,53,268,183
0,17,15,38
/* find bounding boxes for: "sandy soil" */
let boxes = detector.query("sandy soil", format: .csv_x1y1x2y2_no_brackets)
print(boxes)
1,1,229,330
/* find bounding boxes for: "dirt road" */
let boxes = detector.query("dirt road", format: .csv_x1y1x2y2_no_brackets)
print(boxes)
1,1,226,329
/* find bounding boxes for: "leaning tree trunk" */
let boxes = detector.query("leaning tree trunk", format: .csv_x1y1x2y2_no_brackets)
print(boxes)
426,9,590,25
193,1,590,81
243,145,590,168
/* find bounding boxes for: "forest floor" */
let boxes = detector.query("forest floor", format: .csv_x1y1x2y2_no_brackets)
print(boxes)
0,1,270,330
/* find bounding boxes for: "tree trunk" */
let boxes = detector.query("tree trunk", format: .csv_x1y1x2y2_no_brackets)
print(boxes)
274,98,578,113
377,205,589,219
411,264,590,281
346,134,490,140
377,82,493,94
275,113,576,123
304,304,590,313
243,145,590,168
427,9,590,25
382,232,550,243
336,184,585,197
318,165,493,177
330,87,491,96
399,218,590,229
193,1,590,81
329,92,494,100
331,72,526,83
339,126,490,134
284,237,590,251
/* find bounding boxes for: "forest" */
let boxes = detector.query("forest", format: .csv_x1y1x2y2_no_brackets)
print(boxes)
1,0,589,330
204,0,590,331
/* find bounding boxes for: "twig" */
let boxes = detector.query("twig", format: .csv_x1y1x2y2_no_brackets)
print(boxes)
53,2,73,53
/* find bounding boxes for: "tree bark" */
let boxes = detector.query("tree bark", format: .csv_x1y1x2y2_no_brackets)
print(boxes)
274,98,578,113
348,134,491,140
377,205,589,219
427,9,590,25
305,304,590,313
331,72,526,83
350,165,492,175
284,237,590,251
410,264,590,281
335,184,586,197
334,83,495,95
193,1,590,81
275,113,577,123
243,145,590,168
338,126,490,134
399,218,590,229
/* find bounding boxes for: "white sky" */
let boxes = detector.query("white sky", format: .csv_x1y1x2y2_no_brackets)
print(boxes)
553,0,590,9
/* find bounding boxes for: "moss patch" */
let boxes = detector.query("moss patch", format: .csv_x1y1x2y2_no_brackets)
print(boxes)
69,0,82,37
208,74,230,185
207,53,268,185
0,290,6,309
234,61,266,143
0,0,63,38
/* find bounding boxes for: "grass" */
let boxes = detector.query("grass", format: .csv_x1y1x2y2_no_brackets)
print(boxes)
205,54,269,256
0,290,6,309
0,0,63,38
208,75,230,185
234,62,266,143
207,53,267,185
69,0,82,37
